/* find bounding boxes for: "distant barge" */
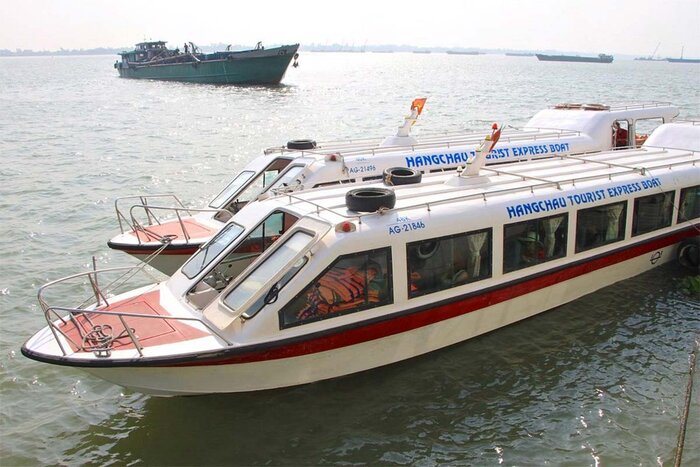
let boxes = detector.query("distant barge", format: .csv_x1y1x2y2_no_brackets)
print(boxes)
536,53,613,63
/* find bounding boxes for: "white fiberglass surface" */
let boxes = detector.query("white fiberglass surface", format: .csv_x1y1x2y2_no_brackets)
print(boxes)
209,171,255,208
223,231,313,312
269,165,306,192
181,223,245,279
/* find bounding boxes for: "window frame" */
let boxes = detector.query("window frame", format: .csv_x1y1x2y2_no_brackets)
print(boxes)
503,213,569,273
406,227,493,299
279,247,394,329
574,201,628,253
678,185,700,223
631,191,674,236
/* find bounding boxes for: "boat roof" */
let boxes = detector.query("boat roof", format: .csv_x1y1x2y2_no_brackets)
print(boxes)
262,134,698,226
263,102,678,160
135,41,167,47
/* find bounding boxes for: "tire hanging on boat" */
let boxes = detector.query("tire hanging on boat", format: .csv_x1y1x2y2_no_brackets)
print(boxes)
345,187,396,212
677,238,700,273
383,167,422,186
287,139,317,150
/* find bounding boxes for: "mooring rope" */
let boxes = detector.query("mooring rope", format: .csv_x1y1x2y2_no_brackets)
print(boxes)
674,336,699,467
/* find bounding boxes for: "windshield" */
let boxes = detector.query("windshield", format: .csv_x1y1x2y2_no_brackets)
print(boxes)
268,165,306,193
209,171,255,209
223,231,313,313
181,223,245,279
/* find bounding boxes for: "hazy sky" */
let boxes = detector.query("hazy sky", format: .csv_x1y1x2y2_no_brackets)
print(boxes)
2,0,699,57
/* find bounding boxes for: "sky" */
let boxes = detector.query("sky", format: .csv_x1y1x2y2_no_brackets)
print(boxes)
1,0,699,57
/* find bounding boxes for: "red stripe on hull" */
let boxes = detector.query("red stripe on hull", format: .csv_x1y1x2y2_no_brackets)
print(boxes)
169,227,696,367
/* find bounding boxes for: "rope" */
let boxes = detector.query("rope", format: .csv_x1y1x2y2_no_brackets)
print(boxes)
674,336,699,467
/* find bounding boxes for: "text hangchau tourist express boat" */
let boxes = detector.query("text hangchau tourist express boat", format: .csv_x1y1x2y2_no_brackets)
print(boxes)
22,121,700,395
106,101,679,274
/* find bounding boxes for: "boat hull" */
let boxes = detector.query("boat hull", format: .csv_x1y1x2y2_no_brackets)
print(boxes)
536,53,613,63
117,45,299,84
24,228,695,395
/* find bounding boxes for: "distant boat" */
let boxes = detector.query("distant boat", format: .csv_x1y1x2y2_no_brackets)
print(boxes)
666,46,700,63
635,42,664,61
446,50,481,55
505,52,534,57
413,50,432,54
536,53,613,63
114,41,299,84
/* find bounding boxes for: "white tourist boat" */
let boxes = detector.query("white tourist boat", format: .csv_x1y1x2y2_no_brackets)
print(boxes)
22,121,699,396
107,100,679,274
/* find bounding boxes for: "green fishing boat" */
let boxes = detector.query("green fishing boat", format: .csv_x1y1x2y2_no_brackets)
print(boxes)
115,41,299,84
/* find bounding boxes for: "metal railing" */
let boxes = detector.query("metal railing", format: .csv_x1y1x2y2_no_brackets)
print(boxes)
37,263,232,357
114,194,230,245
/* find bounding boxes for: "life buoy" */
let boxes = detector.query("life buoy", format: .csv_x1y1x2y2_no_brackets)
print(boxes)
384,167,422,186
346,188,396,212
677,238,700,273
416,240,439,259
287,139,317,150
581,103,610,111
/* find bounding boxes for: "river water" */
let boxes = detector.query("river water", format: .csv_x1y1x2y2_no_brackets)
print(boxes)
1,53,699,465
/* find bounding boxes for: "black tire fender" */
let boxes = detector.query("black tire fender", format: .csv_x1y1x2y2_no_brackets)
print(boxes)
678,237,700,273
384,167,422,186
346,188,396,212
286,139,317,150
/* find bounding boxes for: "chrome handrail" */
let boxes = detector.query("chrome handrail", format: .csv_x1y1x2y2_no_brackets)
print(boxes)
37,265,233,356
114,194,189,234
126,204,231,245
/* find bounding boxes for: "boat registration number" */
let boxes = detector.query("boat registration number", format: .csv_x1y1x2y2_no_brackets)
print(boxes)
388,219,426,235
348,164,377,175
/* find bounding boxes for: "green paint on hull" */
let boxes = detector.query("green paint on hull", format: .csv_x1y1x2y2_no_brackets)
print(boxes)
117,45,298,84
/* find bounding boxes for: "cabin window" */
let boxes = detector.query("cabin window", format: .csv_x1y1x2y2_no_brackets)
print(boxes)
634,117,665,147
503,214,568,273
209,158,293,211
185,211,299,308
632,191,674,236
208,171,255,209
678,185,700,222
280,248,393,328
268,165,306,193
613,120,630,148
223,231,313,315
407,229,492,298
181,223,245,279
575,201,627,253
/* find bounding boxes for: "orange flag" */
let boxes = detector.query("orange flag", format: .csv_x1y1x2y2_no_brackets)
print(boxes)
411,98,427,115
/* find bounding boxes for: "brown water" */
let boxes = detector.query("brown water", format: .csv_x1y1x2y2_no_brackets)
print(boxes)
1,53,698,465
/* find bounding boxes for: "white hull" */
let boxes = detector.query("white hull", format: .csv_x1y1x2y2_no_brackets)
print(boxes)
81,242,679,395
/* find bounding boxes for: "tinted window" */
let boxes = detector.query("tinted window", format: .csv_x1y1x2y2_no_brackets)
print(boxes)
503,214,568,273
280,248,393,328
632,191,674,236
678,186,700,222
209,171,255,209
575,201,627,253
407,229,492,298
182,223,245,279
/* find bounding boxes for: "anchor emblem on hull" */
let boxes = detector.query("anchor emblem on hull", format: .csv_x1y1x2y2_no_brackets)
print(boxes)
650,251,663,264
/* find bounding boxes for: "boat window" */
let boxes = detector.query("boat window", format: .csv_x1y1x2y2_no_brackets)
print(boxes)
209,158,293,211
268,165,306,193
407,229,492,298
186,211,300,301
223,231,313,313
280,248,393,329
181,223,245,279
632,191,674,236
613,120,630,148
503,213,568,273
575,201,627,253
678,185,700,222
634,117,664,147
209,171,255,209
